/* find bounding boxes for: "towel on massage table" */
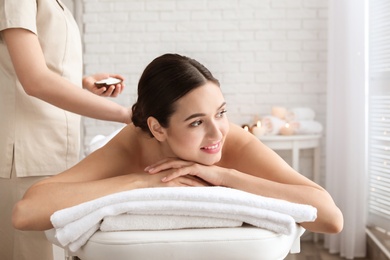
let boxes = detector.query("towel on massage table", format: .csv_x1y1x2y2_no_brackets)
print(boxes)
49,186,317,252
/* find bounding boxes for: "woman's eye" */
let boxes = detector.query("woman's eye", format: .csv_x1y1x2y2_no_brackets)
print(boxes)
190,120,202,127
217,109,227,118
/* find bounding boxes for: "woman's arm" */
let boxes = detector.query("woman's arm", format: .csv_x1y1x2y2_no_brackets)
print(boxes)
221,124,343,233
12,130,137,230
147,123,343,234
2,28,131,124
12,128,207,231
13,169,145,231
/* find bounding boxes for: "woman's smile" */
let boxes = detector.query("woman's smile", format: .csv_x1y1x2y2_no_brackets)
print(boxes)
201,141,222,154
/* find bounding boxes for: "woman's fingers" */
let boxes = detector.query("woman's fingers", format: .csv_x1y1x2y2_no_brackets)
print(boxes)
144,158,171,172
161,167,194,182
180,177,209,187
166,164,224,186
167,175,209,187
144,170,208,188
144,158,222,186
145,158,191,173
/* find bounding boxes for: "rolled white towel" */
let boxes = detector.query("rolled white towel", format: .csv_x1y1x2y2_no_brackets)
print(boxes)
271,106,287,120
289,121,323,135
285,107,316,122
261,116,286,135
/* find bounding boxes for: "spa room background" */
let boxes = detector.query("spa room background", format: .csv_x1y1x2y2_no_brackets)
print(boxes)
64,0,371,259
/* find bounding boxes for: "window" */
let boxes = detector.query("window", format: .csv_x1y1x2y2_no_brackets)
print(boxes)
367,0,390,231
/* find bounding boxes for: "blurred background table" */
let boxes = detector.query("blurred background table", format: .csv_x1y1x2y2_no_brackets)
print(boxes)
258,135,322,184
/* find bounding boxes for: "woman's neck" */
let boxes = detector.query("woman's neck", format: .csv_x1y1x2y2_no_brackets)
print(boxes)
135,128,176,167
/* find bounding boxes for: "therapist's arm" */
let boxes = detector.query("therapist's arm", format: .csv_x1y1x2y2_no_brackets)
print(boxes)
2,28,131,124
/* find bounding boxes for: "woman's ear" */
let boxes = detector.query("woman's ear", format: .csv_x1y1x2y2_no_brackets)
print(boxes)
147,116,166,141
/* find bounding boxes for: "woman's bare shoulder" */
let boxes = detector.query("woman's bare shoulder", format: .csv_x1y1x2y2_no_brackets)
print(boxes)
219,123,257,164
103,124,143,160
105,124,159,169
225,122,257,146
108,124,137,147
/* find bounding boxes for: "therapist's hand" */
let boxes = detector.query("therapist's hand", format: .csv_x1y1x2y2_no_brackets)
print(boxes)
82,73,125,97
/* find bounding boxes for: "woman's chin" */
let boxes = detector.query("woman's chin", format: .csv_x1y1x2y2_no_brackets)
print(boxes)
199,154,222,166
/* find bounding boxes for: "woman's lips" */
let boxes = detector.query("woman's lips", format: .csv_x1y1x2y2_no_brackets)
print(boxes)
201,142,221,154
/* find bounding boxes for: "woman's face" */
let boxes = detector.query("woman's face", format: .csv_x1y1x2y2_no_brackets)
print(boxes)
163,81,230,165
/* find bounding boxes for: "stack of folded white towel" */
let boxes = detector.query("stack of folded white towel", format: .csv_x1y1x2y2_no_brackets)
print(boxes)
48,186,317,252
260,107,323,135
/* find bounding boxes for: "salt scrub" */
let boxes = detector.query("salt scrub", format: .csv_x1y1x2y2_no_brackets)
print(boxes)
95,77,122,86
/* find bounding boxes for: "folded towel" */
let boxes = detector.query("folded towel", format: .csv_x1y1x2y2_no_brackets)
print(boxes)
285,107,316,122
260,116,286,135
68,223,100,253
101,214,243,231
289,120,323,135
57,200,297,251
50,186,317,252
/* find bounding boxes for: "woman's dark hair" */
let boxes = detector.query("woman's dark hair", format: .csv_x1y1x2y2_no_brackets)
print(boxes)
131,53,220,136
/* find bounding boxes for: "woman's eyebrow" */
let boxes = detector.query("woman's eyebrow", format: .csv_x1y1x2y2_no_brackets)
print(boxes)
184,102,226,122
184,113,205,121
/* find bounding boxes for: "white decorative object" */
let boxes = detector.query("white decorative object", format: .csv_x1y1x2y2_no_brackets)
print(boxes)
272,106,287,119
251,121,266,137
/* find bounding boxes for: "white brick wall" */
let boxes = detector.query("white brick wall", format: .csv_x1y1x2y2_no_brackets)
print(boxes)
79,0,328,183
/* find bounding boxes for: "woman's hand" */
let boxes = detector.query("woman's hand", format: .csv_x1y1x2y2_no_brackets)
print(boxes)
82,73,125,97
144,158,226,186
135,169,210,188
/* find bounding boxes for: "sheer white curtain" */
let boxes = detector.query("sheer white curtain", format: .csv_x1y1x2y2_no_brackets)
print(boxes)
325,0,367,258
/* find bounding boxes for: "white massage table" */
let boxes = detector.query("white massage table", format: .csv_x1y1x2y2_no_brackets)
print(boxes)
48,224,305,260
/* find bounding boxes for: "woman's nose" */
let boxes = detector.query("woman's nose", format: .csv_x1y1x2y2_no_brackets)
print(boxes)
206,121,223,140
